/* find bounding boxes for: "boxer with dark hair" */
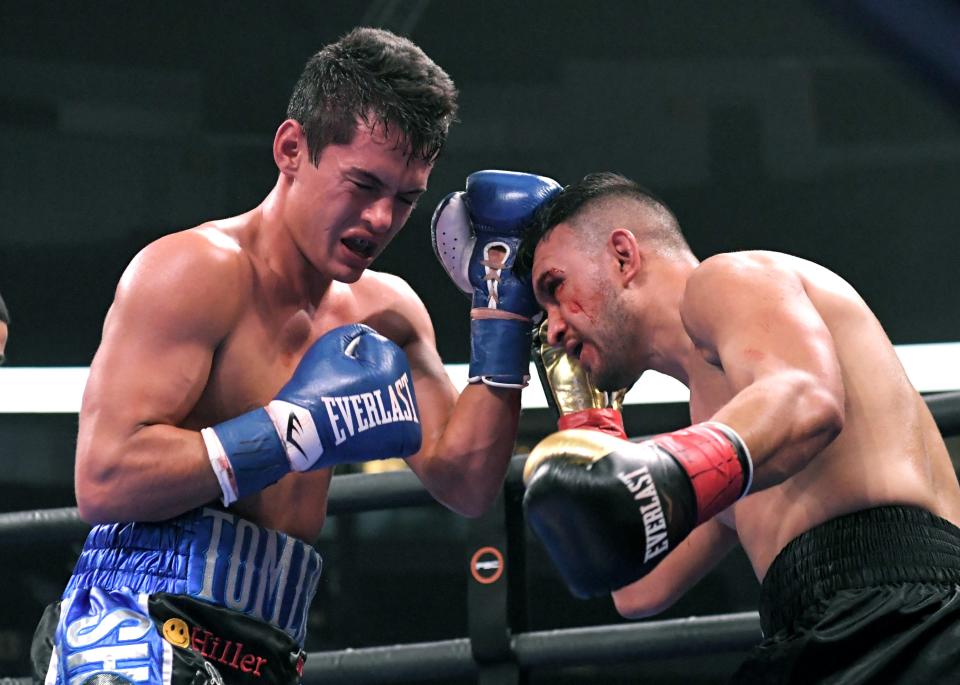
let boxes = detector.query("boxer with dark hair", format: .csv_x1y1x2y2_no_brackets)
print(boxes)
519,171,960,683
31,29,551,685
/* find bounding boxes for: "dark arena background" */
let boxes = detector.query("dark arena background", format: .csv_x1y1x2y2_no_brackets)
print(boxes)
1,1,959,682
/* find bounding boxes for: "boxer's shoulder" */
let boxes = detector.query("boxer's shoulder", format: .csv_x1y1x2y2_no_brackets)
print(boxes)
690,251,801,288
124,226,250,289
354,269,431,326
115,227,251,337
682,251,804,327
354,268,419,300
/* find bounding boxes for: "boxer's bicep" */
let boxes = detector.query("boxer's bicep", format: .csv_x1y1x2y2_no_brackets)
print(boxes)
612,518,739,619
684,255,841,396
683,254,845,485
77,233,245,490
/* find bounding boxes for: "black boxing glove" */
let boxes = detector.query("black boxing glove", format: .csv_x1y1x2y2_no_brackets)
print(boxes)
522,423,752,598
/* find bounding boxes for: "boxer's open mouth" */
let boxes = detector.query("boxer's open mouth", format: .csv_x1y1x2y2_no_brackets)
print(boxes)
343,237,375,258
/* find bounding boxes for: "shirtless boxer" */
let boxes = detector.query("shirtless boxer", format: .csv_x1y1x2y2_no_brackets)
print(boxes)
32,28,559,684
518,172,960,683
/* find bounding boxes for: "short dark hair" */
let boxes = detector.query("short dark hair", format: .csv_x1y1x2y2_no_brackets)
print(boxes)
0,291,8,325
517,172,682,276
286,27,458,164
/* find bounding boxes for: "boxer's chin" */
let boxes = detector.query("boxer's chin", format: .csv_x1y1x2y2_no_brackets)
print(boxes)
591,359,637,394
326,252,374,284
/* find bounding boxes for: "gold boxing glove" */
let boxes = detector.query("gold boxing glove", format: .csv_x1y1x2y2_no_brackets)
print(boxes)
532,319,628,438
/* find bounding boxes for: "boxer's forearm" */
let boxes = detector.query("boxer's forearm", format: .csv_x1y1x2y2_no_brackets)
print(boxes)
75,424,222,524
410,383,521,517
612,518,738,619
710,370,844,490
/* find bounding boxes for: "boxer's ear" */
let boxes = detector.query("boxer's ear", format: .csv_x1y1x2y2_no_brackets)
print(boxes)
609,228,641,285
274,119,307,177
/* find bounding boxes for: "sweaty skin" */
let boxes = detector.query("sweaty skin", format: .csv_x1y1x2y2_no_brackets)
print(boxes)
687,253,960,576
74,121,521,543
532,224,960,617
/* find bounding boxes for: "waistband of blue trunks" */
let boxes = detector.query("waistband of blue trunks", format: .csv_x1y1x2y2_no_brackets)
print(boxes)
759,505,960,636
64,506,323,645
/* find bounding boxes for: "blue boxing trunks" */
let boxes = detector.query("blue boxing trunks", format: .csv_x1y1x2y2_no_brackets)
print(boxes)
31,506,323,685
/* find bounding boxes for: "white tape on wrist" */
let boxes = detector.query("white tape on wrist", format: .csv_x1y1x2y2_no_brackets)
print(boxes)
473,374,530,389
201,427,239,506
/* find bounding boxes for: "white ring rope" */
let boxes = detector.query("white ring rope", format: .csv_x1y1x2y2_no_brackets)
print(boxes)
1,341,958,414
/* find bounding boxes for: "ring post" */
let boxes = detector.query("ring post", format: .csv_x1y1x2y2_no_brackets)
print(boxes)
467,486,522,684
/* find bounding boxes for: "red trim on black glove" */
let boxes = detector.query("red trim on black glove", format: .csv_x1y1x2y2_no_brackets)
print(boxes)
651,422,752,523
558,408,627,439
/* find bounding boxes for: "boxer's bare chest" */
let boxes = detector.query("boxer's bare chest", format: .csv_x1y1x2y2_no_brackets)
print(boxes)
191,276,405,425
189,302,350,427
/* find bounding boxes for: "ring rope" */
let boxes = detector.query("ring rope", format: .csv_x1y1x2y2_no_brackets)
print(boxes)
301,612,761,684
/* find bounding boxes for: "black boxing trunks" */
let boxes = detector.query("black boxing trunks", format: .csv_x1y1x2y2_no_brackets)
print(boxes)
32,506,322,685
731,506,960,684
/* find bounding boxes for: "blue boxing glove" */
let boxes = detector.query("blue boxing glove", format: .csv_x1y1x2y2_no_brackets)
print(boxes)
201,324,422,505
432,170,561,387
